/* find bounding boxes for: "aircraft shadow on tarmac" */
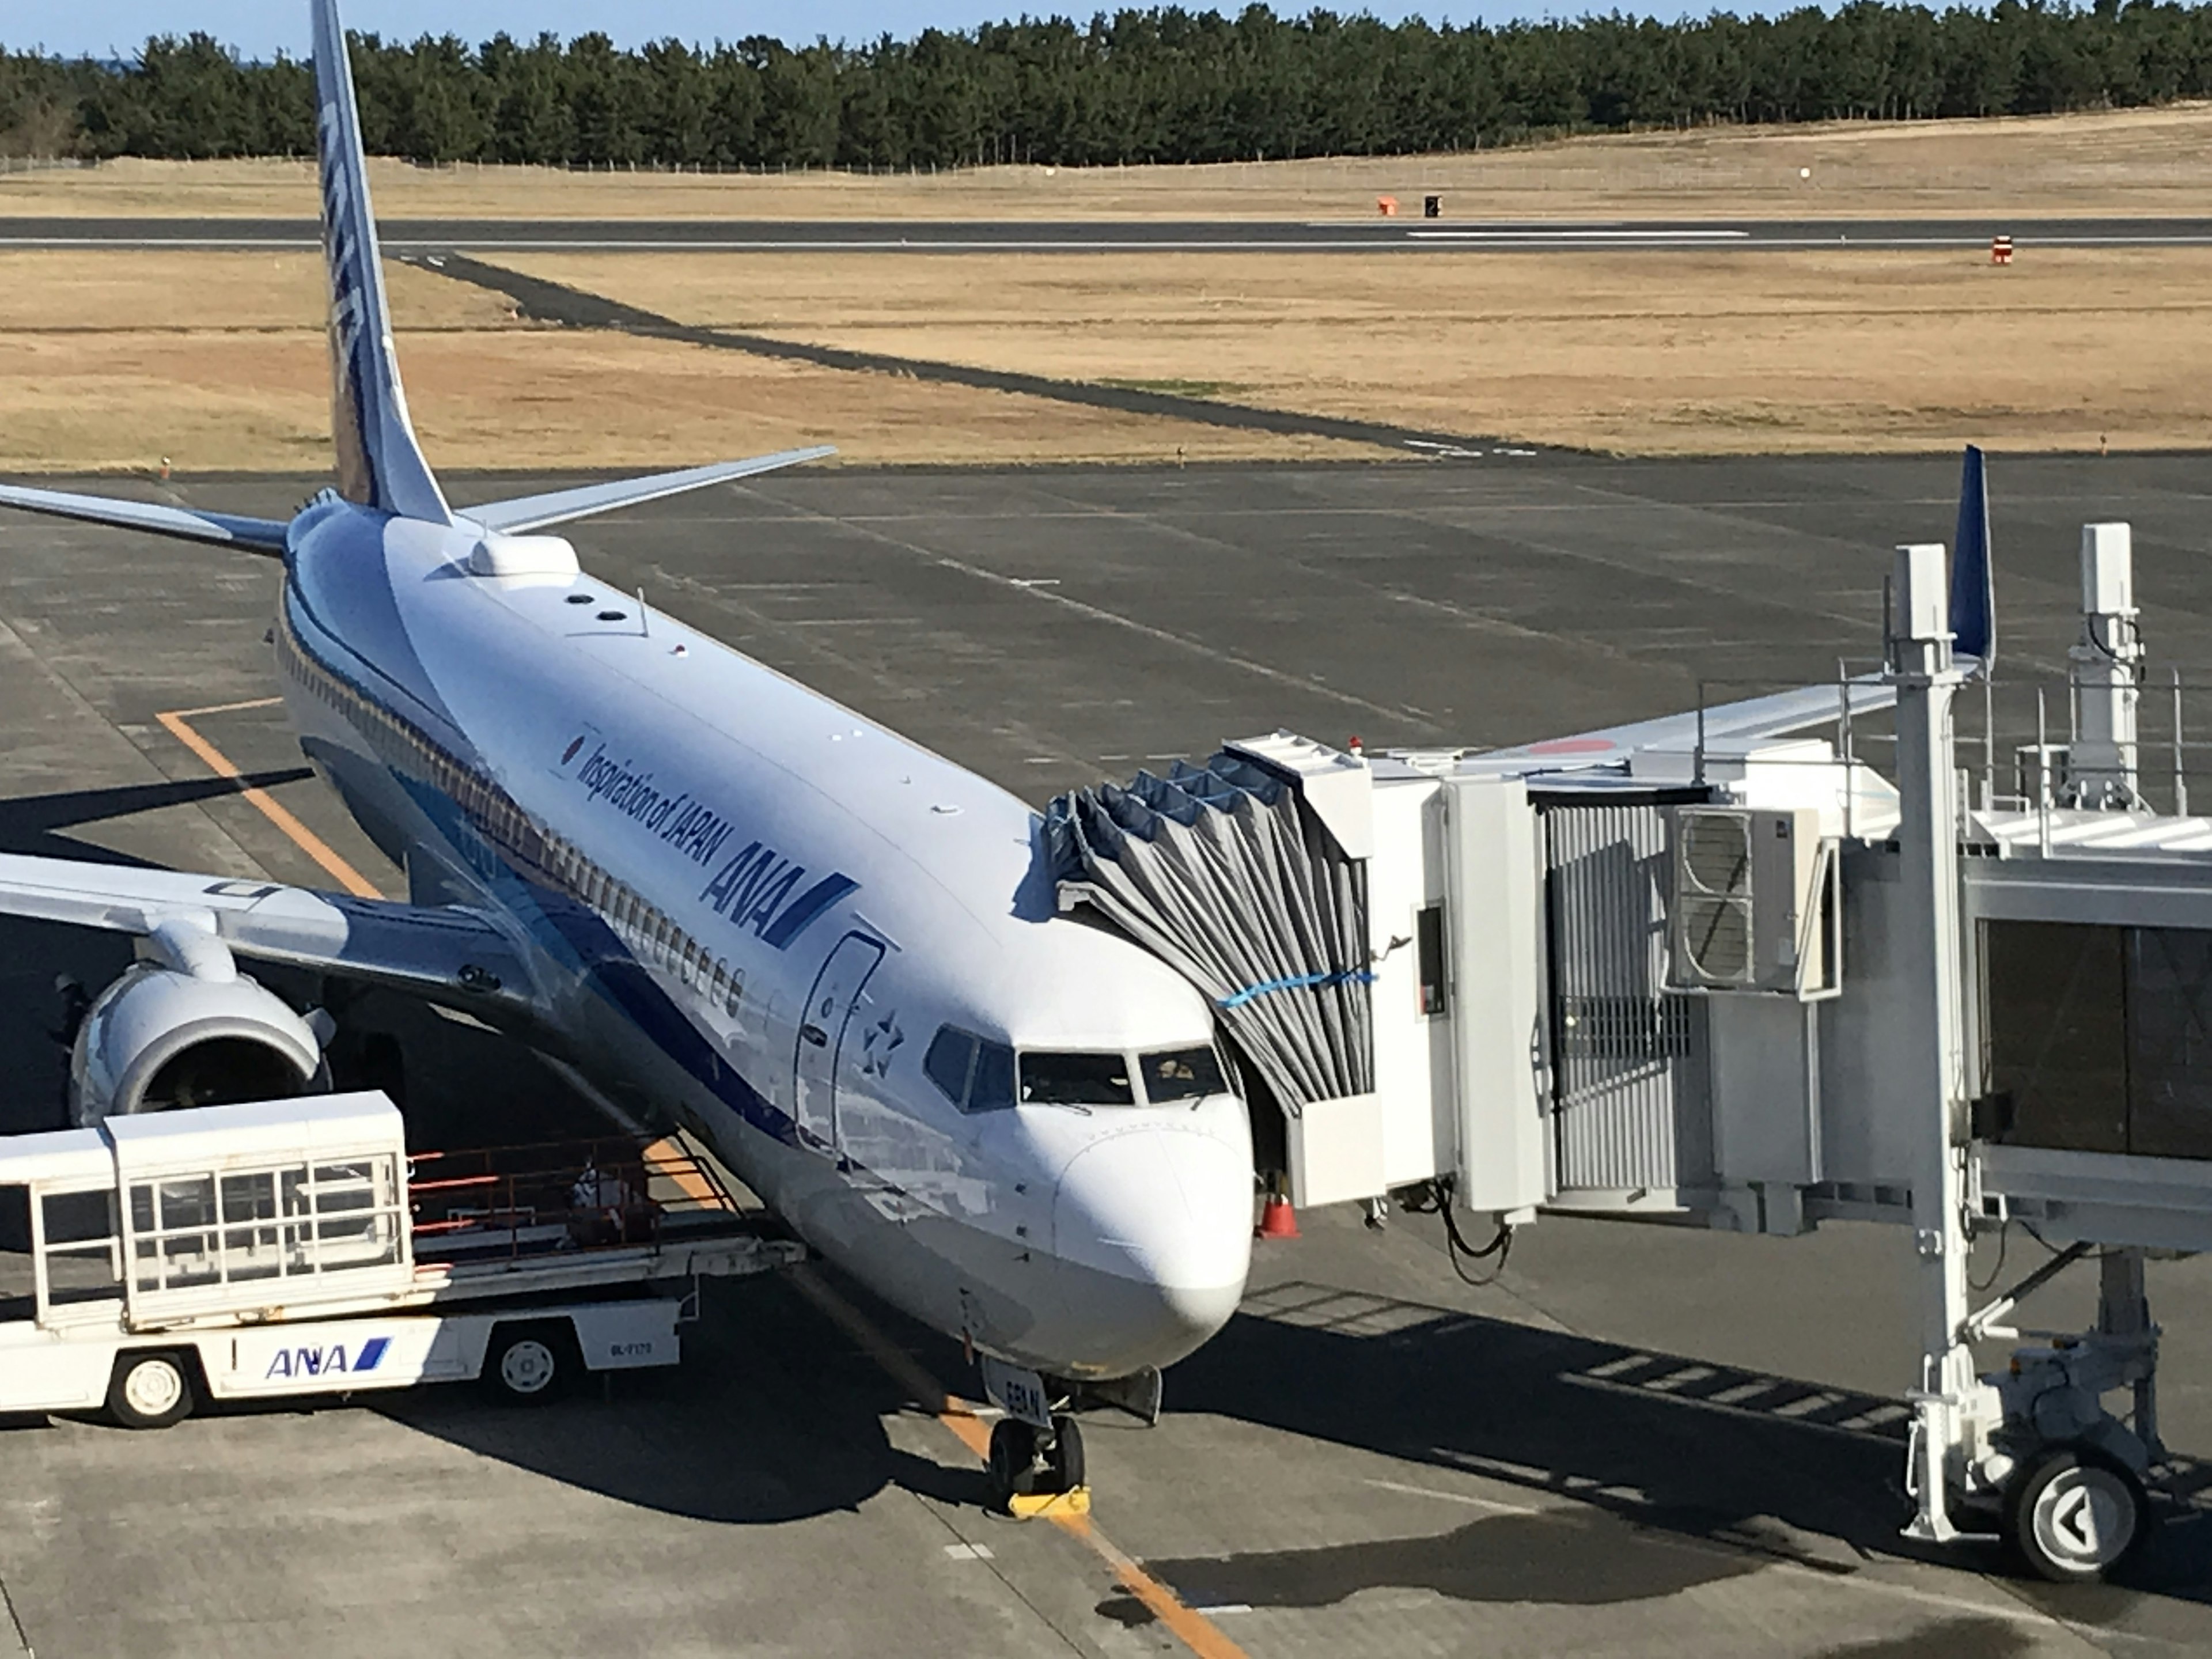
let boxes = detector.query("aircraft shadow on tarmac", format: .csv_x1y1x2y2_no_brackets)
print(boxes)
0,772,313,867
369,1270,983,1526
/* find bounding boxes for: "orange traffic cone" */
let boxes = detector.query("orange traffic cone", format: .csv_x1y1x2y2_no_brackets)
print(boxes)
1256,1193,1299,1240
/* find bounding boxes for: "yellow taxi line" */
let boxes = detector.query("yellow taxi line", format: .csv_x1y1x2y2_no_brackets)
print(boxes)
156,704,385,899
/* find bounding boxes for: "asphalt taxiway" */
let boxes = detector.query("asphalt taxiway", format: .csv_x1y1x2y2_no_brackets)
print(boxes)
8,215,2212,252
5,455,2212,1657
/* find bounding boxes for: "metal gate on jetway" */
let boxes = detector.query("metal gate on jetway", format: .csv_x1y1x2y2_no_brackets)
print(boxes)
1541,801,1715,1195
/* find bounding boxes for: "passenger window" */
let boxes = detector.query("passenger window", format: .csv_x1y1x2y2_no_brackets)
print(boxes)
1140,1046,1227,1103
925,1027,978,1107
1020,1052,1135,1106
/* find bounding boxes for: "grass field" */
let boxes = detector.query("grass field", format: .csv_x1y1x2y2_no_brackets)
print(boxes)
6,233,2212,471
0,252,1369,473
501,245,2212,455
8,100,2212,221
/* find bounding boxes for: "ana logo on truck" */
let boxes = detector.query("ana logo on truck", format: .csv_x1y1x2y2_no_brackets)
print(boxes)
265,1336,391,1380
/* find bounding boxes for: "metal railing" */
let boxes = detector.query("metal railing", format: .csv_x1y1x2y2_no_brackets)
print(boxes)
407,1133,740,1263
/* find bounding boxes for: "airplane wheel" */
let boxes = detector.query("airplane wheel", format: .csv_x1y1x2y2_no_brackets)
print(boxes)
108,1350,195,1429
1045,1414,1086,1494
987,1418,1037,1504
2005,1445,2150,1582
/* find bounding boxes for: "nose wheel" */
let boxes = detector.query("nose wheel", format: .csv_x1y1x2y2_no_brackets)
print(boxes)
985,1414,1088,1513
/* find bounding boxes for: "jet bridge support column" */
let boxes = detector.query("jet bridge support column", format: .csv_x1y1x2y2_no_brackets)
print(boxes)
2067,522,2145,809
1889,542,1984,1546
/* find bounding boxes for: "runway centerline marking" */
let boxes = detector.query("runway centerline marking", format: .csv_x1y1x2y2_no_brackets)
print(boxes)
156,700,385,899
789,1266,1250,1659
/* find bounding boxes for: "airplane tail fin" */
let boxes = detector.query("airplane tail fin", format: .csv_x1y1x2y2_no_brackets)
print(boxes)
1949,444,1995,671
311,0,452,526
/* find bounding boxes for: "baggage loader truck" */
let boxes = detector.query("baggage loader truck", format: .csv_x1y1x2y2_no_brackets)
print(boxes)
0,1093,801,1426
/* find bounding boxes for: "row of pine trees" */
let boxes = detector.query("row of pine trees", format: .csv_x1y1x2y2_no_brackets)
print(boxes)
4,3,2211,168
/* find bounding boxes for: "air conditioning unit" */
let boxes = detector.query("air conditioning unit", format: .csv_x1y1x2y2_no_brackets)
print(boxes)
1668,806,1838,998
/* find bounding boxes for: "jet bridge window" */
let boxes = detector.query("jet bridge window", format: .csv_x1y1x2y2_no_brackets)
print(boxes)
924,1026,1017,1113
1984,919,2212,1160
1020,1052,1135,1107
1140,1047,1227,1103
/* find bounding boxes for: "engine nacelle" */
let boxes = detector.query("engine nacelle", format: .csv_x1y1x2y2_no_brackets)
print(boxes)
69,955,327,1127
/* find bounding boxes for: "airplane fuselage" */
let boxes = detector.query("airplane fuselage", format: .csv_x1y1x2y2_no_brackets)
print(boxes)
272,498,1253,1379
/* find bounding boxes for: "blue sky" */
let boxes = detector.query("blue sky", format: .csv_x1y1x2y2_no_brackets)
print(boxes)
11,1,1745,59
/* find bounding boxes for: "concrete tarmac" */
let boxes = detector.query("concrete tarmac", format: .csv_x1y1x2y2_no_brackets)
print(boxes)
3,454,2212,1656
7,215,2212,252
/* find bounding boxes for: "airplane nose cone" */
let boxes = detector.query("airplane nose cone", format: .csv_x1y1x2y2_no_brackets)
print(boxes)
1052,1127,1252,1372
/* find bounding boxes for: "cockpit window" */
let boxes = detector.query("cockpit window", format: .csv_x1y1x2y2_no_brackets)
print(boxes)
1018,1052,1135,1107
1140,1046,1227,1103
923,1025,1015,1114
924,1028,974,1106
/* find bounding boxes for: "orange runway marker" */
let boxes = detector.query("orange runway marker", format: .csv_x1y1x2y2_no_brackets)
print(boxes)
156,702,386,900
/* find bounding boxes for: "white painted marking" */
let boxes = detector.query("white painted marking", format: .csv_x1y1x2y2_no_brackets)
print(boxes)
942,1541,995,1560
1407,228,1750,241
1365,1477,1544,1516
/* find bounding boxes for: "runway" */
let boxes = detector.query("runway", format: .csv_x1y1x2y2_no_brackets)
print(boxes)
4,455,2212,1656
9,214,2212,252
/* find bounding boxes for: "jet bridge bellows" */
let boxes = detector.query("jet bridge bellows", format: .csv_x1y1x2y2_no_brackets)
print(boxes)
1044,738,1374,1120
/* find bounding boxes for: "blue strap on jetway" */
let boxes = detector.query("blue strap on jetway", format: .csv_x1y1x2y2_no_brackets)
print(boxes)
1045,752,1374,1112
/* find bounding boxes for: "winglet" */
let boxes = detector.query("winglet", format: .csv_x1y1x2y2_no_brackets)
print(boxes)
1949,443,1994,668
310,0,452,525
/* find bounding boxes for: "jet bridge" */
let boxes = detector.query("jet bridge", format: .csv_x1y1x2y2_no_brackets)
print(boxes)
1050,497,2212,1582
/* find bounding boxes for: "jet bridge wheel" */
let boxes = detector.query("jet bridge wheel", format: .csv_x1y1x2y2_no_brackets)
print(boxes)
2002,1444,2152,1583
107,1350,196,1430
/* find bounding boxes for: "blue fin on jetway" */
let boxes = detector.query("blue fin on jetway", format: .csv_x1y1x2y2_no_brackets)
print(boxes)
310,0,452,527
1949,443,1995,669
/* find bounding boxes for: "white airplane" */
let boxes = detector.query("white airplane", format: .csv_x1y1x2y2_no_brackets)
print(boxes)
0,0,1251,1498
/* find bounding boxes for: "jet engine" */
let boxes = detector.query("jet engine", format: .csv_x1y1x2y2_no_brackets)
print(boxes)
68,920,328,1126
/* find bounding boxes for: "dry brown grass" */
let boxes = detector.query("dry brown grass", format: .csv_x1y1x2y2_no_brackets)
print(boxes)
10,100,2212,221
12,239,2212,468
0,250,1370,472
500,245,2212,454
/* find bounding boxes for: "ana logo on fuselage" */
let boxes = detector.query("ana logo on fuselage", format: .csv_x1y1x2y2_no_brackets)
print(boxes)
558,736,858,952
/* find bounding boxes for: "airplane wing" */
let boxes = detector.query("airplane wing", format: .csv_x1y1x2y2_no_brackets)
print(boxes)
0,484,289,556
0,852,536,1016
1474,678,1897,770
460,448,838,535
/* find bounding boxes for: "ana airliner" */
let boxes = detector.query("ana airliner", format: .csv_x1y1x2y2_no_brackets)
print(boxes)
0,0,1251,1495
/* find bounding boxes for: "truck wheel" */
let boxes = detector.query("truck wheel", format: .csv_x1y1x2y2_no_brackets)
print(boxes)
2005,1444,2150,1582
108,1351,195,1429
485,1323,572,1406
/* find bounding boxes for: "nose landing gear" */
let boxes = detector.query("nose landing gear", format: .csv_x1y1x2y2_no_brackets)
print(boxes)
977,1354,1093,1516
985,1412,1089,1515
